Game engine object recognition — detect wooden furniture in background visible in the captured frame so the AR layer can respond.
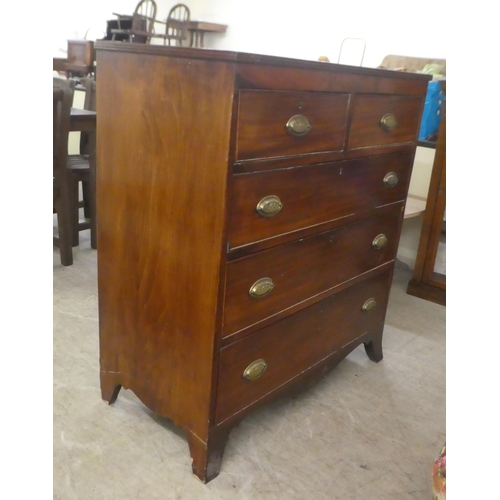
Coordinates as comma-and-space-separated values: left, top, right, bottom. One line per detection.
152, 3, 190, 46
66, 40, 96, 77
187, 20, 227, 48
104, 16, 227, 48
53, 78, 76, 266
407, 81, 446, 305
111, 0, 157, 44
104, 18, 134, 41
53, 57, 68, 74
55, 41, 96, 78
77, 78, 97, 156
94, 42, 430, 482
67, 79, 97, 249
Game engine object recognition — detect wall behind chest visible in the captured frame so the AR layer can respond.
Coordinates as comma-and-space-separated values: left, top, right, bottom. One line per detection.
188, 0, 446, 67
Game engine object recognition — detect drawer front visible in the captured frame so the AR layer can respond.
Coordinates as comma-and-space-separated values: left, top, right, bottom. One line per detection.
348, 95, 423, 149
216, 270, 391, 424
236, 90, 349, 161
228, 151, 412, 250
223, 209, 401, 337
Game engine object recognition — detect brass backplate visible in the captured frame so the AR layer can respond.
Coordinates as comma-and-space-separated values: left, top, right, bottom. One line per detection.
380, 113, 398, 131
286, 114, 312, 137
383, 172, 398, 188
249, 277, 275, 299
362, 298, 377, 312
372, 233, 388, 250
243, 359, 268, 381
256, 195, 283, 218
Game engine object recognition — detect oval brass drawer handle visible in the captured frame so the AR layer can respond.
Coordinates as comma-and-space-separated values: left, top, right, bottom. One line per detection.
256, 195, 283, 218
243, 359, 267, 381
362, 298, 377, 312
383, 172, 398, 188
380, 113, 398, 131
372, 233, 388, 250
249, 277, 275, 299
286, 114, 312, 137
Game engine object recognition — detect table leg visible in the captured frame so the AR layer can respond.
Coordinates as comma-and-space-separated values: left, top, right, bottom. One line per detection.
190, 30, 204, 48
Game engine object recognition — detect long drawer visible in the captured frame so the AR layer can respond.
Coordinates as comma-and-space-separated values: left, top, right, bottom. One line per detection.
236, 90, 349, 161
228, 151, 413, 250
216, 270, 392, 424
223, 208, 402, 337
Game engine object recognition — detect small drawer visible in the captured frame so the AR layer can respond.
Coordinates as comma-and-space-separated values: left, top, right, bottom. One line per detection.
223, 209, 402, 337
348, 95, 423, 149
236, 90, 349, 161
216, 270, 392, 424
228, 151, 412, 250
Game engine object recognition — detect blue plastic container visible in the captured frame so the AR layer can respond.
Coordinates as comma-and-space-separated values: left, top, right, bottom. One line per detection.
418, 80, 445, 140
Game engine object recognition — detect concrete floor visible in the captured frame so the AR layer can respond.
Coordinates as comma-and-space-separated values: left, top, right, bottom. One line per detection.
54, 231, 445, 499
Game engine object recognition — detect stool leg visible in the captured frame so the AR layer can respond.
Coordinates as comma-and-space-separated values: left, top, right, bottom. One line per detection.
69, 176, 80, 247
55, 181, 74, 266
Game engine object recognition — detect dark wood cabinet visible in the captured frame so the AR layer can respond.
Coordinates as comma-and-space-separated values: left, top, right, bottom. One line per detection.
94, 42, 430, 483
407, 81, 446, 306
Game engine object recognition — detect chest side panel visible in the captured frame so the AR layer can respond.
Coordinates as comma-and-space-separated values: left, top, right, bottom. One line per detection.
96, 50, 235, 435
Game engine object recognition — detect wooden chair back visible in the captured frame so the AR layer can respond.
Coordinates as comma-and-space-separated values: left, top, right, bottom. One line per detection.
79, 78, 97, 155
53, 77, 76, 265
53, 78, 74, 176
84, 78, 97, 111
112, 0, 157, 43
165, 3, 190, 46
131, 0, 157, 43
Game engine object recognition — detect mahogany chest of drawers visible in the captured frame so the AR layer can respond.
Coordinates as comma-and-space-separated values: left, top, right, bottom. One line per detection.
94, 42, 430, 483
